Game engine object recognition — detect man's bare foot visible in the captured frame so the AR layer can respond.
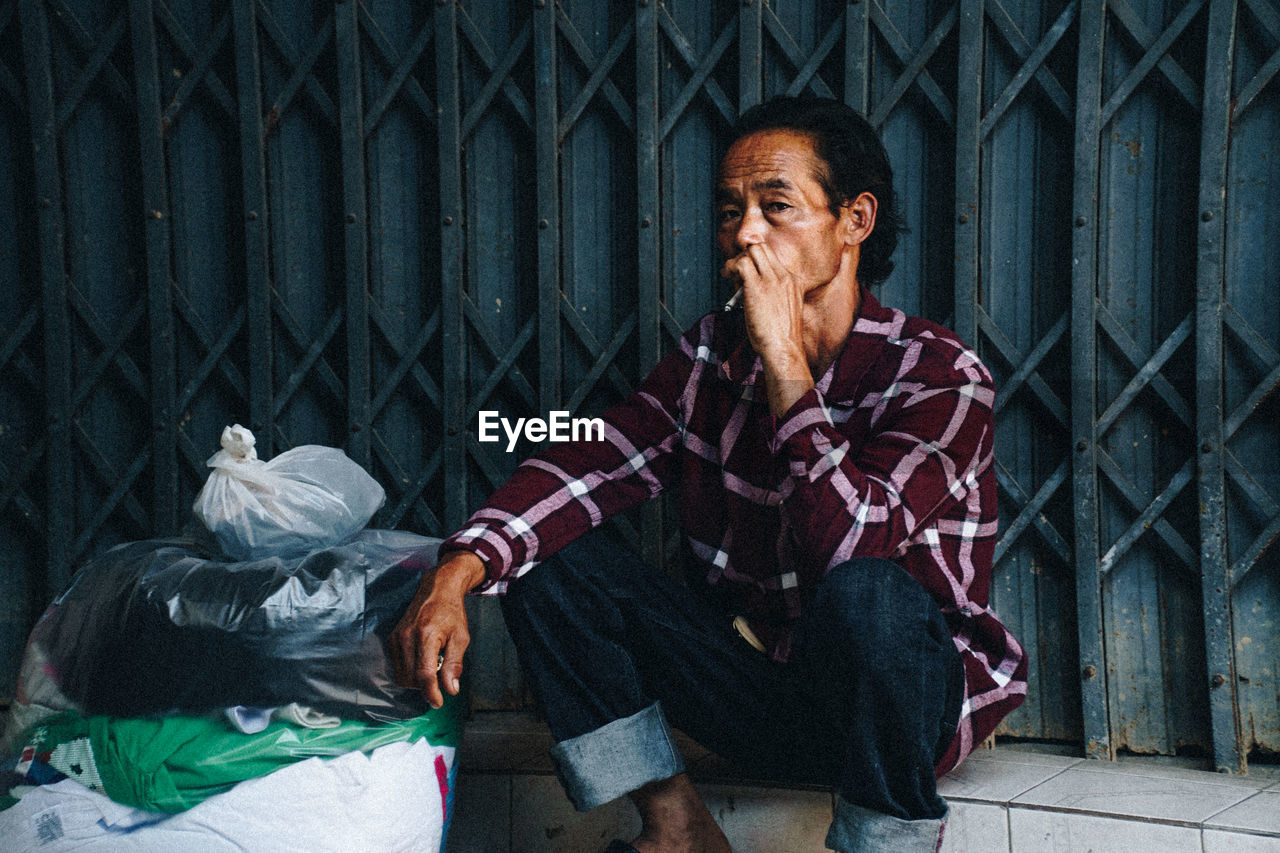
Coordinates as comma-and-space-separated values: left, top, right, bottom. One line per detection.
628, 774, 731, 853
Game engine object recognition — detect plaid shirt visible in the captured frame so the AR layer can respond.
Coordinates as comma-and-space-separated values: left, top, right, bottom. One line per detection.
443, 287, 1026, 773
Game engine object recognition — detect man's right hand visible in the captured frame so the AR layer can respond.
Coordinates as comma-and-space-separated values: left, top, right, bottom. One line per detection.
390, 550, 487, 709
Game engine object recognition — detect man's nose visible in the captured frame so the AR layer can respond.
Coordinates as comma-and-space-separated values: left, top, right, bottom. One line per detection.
735, 208, 765, 252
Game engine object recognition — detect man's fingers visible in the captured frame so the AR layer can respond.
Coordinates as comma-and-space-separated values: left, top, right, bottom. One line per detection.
746, 242, 788, 283
420, 631, 445, 708
723, 247, 767, 280
440, 628, 470, 697
720, 249, 746, 277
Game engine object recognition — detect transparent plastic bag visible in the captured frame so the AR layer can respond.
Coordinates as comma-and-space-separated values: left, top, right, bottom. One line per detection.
192, 425, 386, 561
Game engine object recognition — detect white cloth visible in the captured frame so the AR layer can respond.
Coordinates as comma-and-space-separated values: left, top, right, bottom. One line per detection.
0, 740, 455, 852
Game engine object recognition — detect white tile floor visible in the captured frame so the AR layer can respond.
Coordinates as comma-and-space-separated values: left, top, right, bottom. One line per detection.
1205, 790, 1280, 835
445, 741, 1280, 853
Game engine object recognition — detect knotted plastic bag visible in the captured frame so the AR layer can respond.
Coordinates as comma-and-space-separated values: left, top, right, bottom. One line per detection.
192, 425, 386, 561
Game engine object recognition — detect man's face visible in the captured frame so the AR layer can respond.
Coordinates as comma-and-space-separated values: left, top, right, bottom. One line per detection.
715, 129, 855, 295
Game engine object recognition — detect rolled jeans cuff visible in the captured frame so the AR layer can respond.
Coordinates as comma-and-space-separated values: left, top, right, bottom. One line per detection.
548, 702, 686, 812
826, 796, 947, 853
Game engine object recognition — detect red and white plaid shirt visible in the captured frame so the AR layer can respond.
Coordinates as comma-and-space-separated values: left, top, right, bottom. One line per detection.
443, 287, 1026, 773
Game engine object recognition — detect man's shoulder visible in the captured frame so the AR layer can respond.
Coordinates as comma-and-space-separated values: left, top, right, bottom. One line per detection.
901, 313, 988, 374
851, 298, 993, 391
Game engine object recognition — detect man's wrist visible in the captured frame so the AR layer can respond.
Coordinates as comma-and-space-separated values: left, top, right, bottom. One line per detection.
757, 340, 808, 377
759, 346, 814, 416
436, 549, 488, 593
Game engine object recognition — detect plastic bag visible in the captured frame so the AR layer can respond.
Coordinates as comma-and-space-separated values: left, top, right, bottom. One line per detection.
0, 740, 456, 852
27, 530, 441, 722
192, 425, 386, 561
7, 702, 461, 813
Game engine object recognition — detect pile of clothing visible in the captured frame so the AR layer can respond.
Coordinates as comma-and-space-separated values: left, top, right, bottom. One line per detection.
0, 427, 462, 851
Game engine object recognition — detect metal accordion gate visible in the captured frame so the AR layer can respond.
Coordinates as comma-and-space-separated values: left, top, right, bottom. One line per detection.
1, 0, 1278, 773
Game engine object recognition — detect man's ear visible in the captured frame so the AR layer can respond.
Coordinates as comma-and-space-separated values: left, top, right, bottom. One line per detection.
842, 191, 878, 247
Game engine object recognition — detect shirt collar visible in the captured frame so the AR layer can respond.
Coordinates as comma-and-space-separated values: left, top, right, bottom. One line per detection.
719, 285, 893, 403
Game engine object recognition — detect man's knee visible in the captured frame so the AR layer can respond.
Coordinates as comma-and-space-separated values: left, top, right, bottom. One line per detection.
502, 541, 578, 616
801, 558, 949, 662
500, 533, 621, 621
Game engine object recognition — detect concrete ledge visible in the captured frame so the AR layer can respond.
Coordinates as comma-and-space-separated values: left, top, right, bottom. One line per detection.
447, 712, 1280, 852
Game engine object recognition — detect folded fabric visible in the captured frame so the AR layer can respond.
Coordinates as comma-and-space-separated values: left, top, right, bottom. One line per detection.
0, 739, 456, 853
6, 696, 461, 814
224, 703, 341, 734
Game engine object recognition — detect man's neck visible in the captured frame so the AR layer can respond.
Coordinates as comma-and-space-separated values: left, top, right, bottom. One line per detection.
802, 276, 862, 381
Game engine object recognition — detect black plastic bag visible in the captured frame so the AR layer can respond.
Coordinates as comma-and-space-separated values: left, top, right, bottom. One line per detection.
30, 530, 440, 722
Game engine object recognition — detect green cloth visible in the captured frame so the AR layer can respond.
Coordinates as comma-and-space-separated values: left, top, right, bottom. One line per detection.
20, 695, 462, 813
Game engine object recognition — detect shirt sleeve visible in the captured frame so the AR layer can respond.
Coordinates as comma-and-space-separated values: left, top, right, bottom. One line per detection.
440, 330, 700, 593
769, 341, 995, 579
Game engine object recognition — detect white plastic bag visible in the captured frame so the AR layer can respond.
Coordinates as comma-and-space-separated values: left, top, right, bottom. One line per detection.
0, 740, 455, 852
192, 425, 385, 561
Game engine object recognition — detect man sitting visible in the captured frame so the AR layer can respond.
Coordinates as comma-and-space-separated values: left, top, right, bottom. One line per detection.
392, 95, 1027, 853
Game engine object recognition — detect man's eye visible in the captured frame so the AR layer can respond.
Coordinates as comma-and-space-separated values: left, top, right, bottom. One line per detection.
765, 202, 791, 213
717, 208, 740, 224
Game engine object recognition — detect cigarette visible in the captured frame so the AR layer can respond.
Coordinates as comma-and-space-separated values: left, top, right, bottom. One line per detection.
723, 289, 743, 312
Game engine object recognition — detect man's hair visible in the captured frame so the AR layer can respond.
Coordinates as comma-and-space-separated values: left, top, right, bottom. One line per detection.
729, 96, 905, 287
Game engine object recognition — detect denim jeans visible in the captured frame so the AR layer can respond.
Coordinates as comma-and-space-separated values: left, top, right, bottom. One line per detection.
500, 533, 964, 852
